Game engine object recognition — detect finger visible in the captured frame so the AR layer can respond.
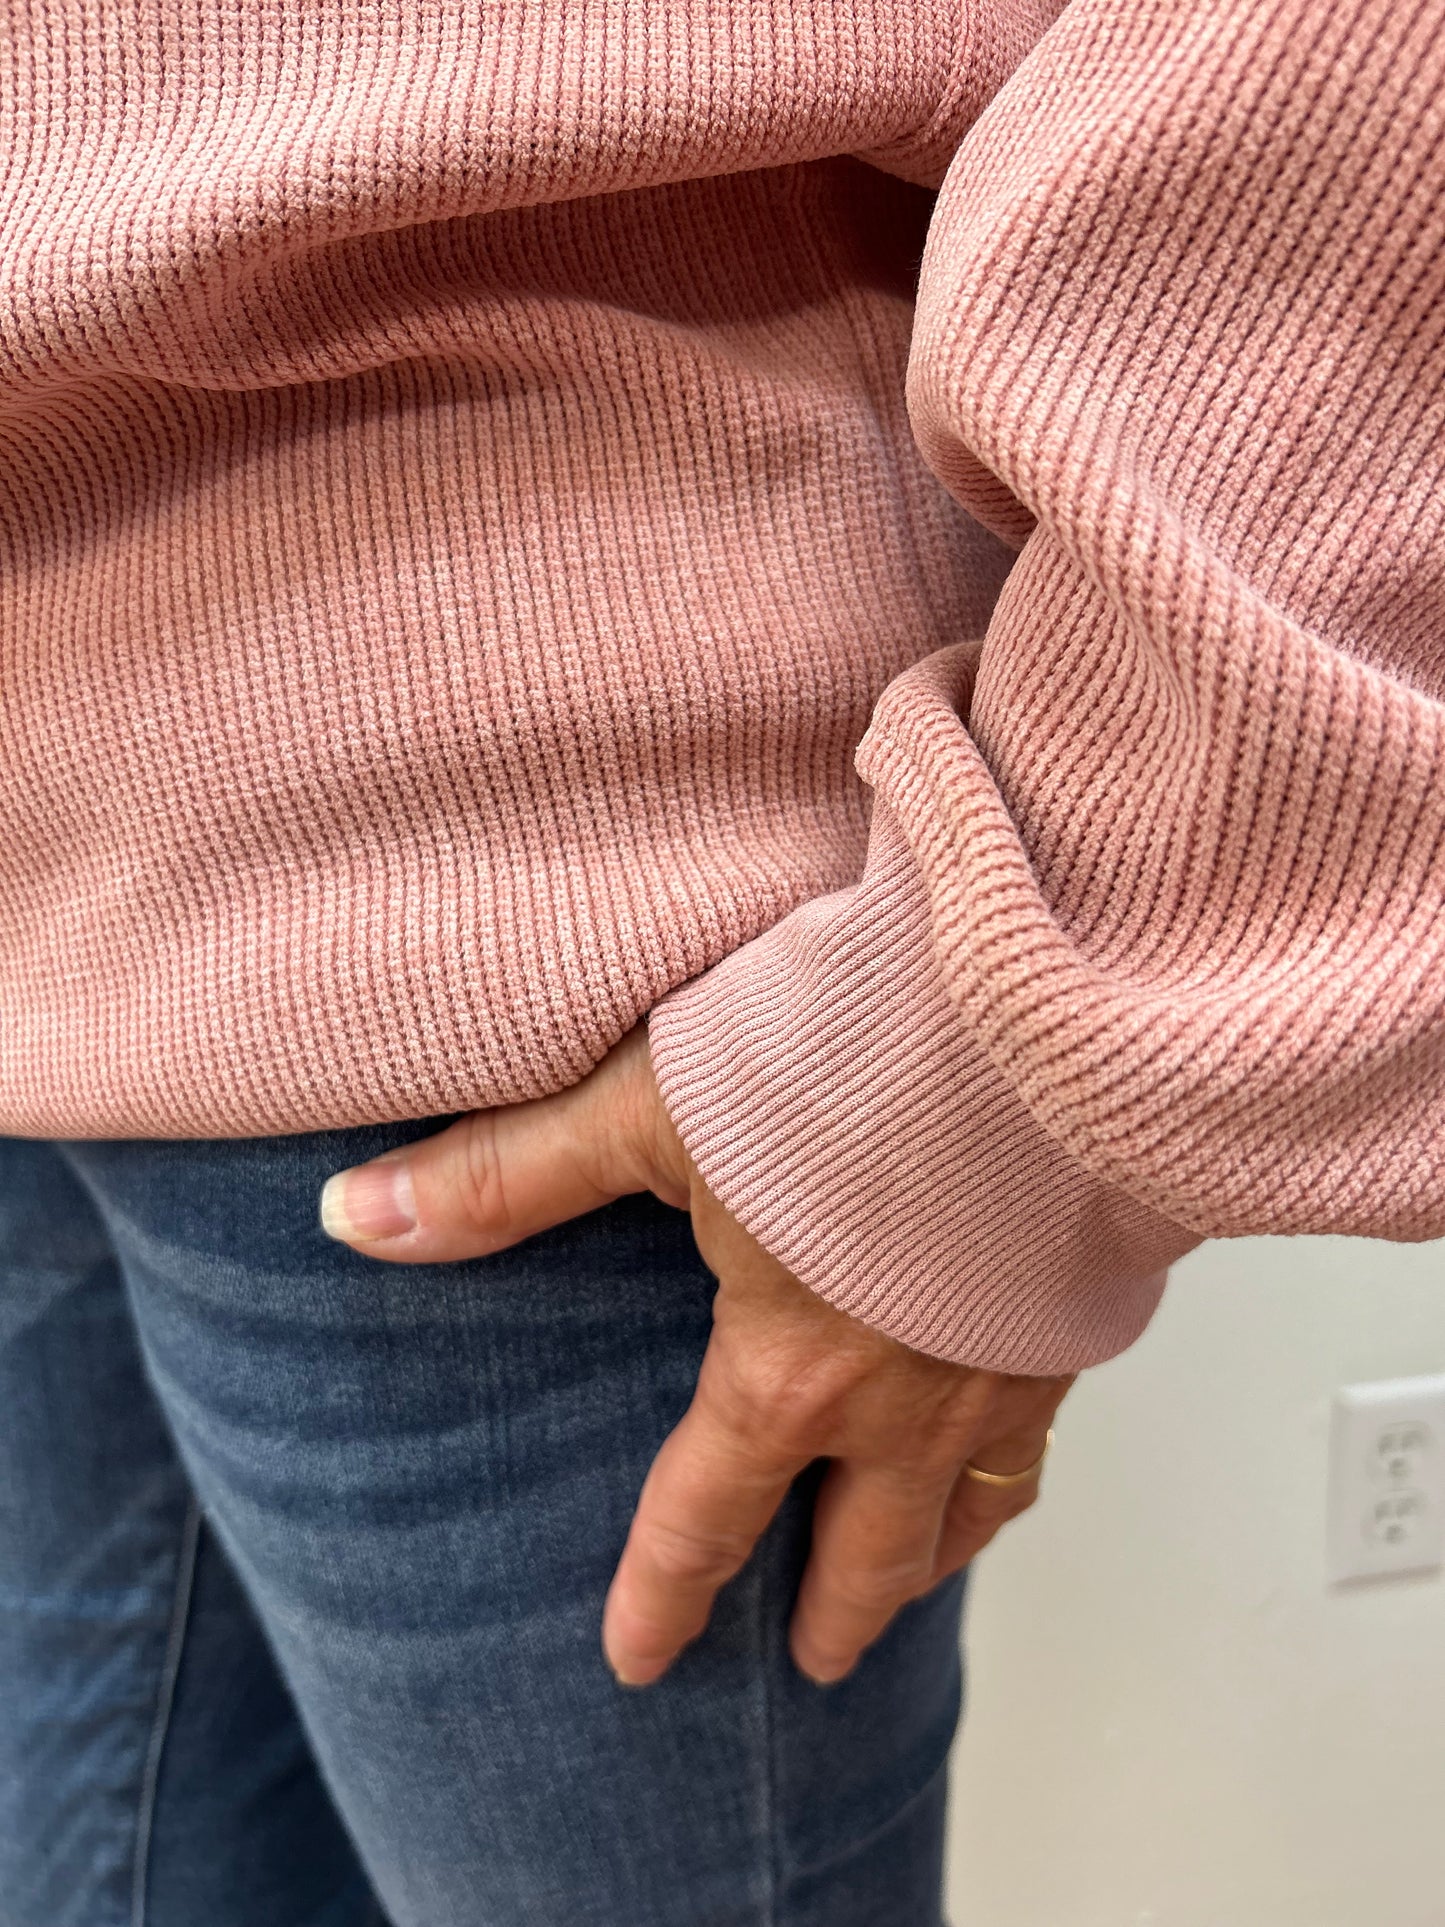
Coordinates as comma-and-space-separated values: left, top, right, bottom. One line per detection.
788, 1459, 954, 1686
930, 1422, 1053, 1580
319, 1031, 661, 1262
604, 1354, 805, 1687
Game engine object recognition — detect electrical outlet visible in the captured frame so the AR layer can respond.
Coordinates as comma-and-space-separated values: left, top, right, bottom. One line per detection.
1328, 1375, 1445, 1583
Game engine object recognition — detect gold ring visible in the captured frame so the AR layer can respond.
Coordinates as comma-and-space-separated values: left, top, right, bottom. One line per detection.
963, 1427, 1054, 1488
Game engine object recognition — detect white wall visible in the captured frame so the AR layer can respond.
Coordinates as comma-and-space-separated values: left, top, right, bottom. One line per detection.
946, 1235, 1445, 1927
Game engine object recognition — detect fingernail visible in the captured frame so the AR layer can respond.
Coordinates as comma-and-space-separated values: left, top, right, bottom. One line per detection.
608, 1644, 673, 1686
796, 1654, 850, 1688
319, 1162, 416, 1243
604, 1640, 671, 1689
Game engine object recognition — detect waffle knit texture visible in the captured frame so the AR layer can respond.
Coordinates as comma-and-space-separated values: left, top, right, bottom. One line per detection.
4, 0, 1444, 1372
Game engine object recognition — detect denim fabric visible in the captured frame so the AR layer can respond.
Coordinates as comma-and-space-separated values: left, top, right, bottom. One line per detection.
0, 1123, 966, 1927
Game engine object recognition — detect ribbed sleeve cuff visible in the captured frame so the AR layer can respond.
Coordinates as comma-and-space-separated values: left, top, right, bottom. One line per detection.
646, 795, 1199, 1374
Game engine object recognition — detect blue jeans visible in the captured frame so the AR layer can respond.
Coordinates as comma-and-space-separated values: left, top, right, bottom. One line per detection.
0, 1124, 967, 1927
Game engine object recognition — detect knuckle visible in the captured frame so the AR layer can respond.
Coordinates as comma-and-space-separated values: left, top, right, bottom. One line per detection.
709, 1347, 846, 1452
456, 1116, 513, 1236
929, 1398, 994, 1463
823, 1557, 935, 1613
1004, 1372, 1071, 1427
643, 1518, 750, 1589
573, 1068, 651, 1198
914, 1429, 970, 1481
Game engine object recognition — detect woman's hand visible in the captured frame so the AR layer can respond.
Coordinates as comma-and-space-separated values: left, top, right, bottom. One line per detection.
319, 1025, 1071, 1686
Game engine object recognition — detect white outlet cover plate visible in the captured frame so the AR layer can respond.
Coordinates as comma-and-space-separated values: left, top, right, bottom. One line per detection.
1328, 1375, 1445, 1584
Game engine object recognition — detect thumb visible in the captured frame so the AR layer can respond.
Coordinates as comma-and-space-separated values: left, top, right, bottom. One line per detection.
319, 1024, 692, 1263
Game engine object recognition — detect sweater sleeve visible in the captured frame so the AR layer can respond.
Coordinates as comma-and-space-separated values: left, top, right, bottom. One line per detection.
644, 0, 1445, 1374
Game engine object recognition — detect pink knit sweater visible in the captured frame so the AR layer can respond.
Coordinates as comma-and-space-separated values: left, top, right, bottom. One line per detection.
4, 0, 1442, 1373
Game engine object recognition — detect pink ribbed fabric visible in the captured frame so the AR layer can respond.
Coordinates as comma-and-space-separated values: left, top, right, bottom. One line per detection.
4, 0, 1443, 1371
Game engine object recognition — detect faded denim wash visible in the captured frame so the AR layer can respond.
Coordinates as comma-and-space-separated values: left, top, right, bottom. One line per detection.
0, 1123, 966, 1927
